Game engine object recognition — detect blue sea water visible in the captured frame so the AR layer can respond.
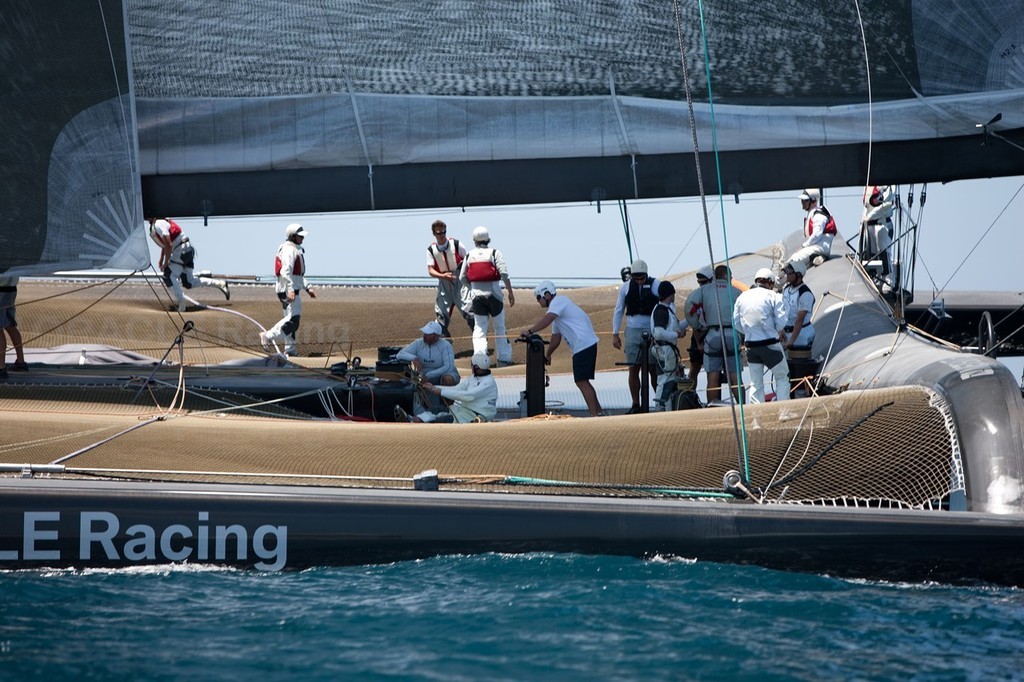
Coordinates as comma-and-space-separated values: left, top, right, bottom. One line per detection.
2, 554, 1022, 681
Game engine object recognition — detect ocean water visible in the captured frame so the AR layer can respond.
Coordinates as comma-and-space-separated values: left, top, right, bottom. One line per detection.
2, 554, 1022, 681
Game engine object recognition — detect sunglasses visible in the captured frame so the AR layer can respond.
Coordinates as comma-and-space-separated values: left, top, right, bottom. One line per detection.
433, 230, 446, 235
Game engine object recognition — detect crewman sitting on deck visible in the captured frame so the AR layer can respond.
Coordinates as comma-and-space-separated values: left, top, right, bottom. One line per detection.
394, 351, 497, 423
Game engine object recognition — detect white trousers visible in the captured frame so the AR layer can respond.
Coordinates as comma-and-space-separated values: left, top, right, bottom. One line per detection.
266, 293, 302, 354
747, 347, 791, 404
472, 309, 511, 363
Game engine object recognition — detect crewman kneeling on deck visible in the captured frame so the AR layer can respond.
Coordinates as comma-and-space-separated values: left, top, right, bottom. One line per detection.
394, 351, 497, 423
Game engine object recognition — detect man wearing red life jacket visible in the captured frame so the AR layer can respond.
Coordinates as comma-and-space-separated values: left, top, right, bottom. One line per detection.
458, 226, 515, 366
260, 223, 315, 356
148, 218, 230, 312
785, 189, 836, 274
859, 185, 895, 285
426, 219, 472, 338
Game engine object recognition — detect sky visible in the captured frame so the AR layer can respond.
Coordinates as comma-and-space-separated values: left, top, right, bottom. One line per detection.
159, 175, 1024, 296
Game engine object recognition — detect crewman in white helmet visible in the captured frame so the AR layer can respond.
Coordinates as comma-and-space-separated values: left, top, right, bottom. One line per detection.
786, 188, 837, 273
395, 351, 498, 423
260, 222, 316, 356
683, 265, 714, 388
732, 268, 790, 404
458, 226, 515, 366
519, 280, 604, 417
611, 258, 661, 413
148, 218, 230, 312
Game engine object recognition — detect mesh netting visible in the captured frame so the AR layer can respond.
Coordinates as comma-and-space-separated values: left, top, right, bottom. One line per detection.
1, 385, 962, 509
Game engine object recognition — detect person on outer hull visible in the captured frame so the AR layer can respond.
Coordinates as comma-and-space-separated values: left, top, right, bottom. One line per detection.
459, 226, 515, 366
148, 218, 229, 312
520, 280, 603, 417
395, 351, 498, 423
786, 189, 836, 274
860, 185, 896, 285
426, 219, 472, 338
261, 223, 315, 356
611, 259, 660, 413
732, 268, 790, 404
782, 261, 815, 350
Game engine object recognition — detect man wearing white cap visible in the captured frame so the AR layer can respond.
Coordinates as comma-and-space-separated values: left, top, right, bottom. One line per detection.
261, 223, 315, 356
520, 281, 603, 417
732, 268, 790, 403
787, 188, 837, 273
395, 351, 498, 423
396, 320, 459, 387
611, 258, 661, 413
459, 226, 515, 366
148, 218, 230, 312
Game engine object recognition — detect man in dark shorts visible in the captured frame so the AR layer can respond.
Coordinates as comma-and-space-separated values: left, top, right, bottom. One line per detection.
520, 281, 604, 417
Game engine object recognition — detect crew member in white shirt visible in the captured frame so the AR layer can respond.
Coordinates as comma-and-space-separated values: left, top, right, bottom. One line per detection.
520, 281, 603, 417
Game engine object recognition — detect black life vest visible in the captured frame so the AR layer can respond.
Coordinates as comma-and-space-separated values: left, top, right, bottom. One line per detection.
625, 277, 658, 316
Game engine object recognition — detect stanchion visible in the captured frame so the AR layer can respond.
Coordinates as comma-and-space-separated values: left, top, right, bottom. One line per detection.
518, 333, 547, 417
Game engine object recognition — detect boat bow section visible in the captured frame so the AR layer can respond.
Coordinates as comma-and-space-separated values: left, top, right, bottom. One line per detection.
796, 238, 1024, 514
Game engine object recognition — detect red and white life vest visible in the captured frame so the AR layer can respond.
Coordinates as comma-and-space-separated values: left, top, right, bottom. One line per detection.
428, 238, 463, 274
275, 242, 305, 277
806, 207, 837, 237
464, 248, 500, 282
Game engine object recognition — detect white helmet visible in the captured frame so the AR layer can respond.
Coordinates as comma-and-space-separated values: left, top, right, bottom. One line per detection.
754, 267, 775, 282
696, 265, 714, 281
533, 280, 556, 298
285, 223, 308, 238
472, 226, 490, 243
629, 259, 648, 275
471, 351, 490, 370
798, 189, 820, 203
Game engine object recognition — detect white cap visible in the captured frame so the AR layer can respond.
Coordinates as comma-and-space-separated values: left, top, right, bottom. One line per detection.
696, 265, 714, 281
755, 267, 775, 281
285, 223, 308, 238
471, 351, 490, 369
533, 280, 556, 298
472, 226, 490, 243
784, 261, 806, 276
630, 259, 648, 274
798, 189, 820, 203
419, 321, 443, 335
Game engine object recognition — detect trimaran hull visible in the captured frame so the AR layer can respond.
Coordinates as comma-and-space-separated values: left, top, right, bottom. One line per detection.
3, 477, 1024, 586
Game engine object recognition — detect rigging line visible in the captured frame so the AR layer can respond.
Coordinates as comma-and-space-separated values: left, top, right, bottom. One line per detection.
814, 1, 877, 406
936, 180, 1023, 298
95, 0, 136, 194
50, 416, 163, 466
672, 0, 749, 477
618, 200, 636, 262
135, 377, 316, 420
854, 0, 872, 188
19, 272, 137, 346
